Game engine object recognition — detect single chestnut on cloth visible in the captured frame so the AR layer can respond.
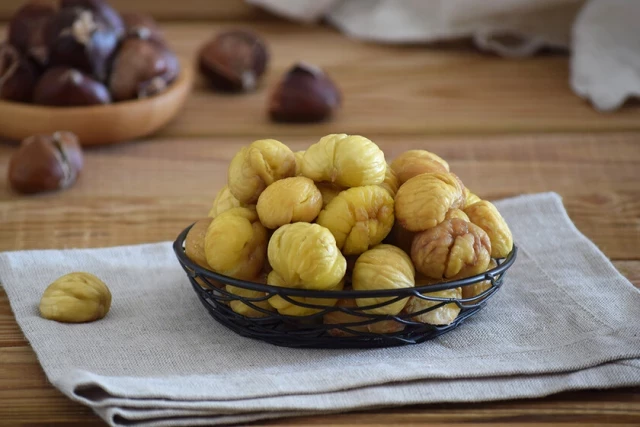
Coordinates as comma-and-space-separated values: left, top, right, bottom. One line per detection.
8, 131, 84, 194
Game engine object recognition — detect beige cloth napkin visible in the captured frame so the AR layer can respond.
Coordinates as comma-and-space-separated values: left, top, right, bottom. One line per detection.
1, 192, 640, 427
247, 0, 640, 111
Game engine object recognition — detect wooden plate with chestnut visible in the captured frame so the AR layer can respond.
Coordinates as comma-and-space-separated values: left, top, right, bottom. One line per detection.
0, 0, 193, 146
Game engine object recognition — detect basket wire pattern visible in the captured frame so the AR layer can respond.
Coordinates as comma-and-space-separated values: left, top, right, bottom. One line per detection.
174, 225, 518, 349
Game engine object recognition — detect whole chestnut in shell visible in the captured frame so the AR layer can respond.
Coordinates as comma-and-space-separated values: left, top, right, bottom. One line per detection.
8, 131, 83, 194
0, 43, 38, 102
121, 12, 165, 44
34, 66, 111, 106
47, 7, 118, 81
7, 1, 57, 67
198, 29, 269, 92
109, 38, 179, 101
60, 0, 124, 35
269, 62, 341, 123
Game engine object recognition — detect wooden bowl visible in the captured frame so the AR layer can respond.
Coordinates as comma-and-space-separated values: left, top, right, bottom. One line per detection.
0, 64, 194, 146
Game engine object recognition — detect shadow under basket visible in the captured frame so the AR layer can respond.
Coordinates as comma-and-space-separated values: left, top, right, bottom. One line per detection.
173, 225, 518, 349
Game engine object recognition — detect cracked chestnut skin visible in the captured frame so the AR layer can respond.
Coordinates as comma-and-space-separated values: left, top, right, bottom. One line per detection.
256, 176, 322, 229
316, 185, 395, 255
8, 131, 83, 194
47, 7, 119, 82
411, 218, 491, 280
60, 0, 124, 36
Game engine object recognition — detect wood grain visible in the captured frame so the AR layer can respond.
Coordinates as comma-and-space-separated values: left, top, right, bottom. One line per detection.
2, 22, 640, 138
0, 0, 270, 21
155, 22, 640, 137
1, 12, 640, 427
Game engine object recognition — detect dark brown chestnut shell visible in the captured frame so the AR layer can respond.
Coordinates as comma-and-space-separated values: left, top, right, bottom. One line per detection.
198, 29, 269, 92
33, 66, 111, 106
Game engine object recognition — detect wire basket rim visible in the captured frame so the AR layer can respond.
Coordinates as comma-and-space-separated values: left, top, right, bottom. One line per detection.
173, 223, 518, 299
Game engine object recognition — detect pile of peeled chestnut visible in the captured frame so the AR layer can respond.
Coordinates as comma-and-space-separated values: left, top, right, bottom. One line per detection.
0, 0, 179, 106
185, 135, 514, 335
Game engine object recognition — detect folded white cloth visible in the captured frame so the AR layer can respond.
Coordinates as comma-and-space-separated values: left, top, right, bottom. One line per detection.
247, 0, 640, 111
1, 192, 639, 427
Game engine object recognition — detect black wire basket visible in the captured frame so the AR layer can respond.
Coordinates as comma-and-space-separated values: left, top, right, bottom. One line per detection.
173, 224, 518, 349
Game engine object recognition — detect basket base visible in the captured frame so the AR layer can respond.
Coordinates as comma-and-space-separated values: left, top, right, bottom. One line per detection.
191, 279, 486, 349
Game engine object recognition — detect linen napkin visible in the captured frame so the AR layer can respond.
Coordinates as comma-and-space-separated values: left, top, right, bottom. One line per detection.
1, 192, 639, 427
247, 0, 640, 112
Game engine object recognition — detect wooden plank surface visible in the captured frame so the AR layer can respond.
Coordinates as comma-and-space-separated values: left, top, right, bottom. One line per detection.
1, 133, 639, 426
4, 21, 639, 136
1, 15, 640, 427
157, 23, 640, 137
0, 0, 269, 21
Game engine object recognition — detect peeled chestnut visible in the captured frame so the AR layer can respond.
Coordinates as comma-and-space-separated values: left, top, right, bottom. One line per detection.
47, 7, 119, 81
8, 131, 83, 194
269, 62, 341, 123
0, 43, 38, 102
59, 0, 124, 36
109, 38, 179, 101
34, 66, 110, 106
121, 12, 165, 44
198, 29, 269, 92
7, 1, 57, 67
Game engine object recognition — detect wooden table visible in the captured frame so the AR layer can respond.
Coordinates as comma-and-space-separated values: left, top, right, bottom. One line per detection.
1, 6, 640, 426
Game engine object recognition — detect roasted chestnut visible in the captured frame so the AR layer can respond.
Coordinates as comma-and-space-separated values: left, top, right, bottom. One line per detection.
0, 43, 38, 102
7, 1, 57, 67
198, 29, 269, 92
59, 0, 124, 36
47, 7, 118, 81
8, 131, 84, 194
268, 62, 341, 123
109, 38, 179, 101
121, 12, 165, 44
33, 66, 110, 106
